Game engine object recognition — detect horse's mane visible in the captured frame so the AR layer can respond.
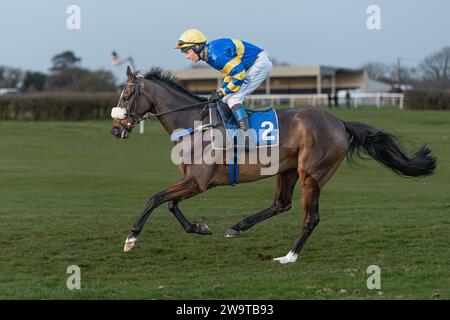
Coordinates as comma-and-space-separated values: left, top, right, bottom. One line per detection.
143, 67, 207, 102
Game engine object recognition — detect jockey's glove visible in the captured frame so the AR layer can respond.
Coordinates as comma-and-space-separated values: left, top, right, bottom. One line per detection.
208, 89, 225, 102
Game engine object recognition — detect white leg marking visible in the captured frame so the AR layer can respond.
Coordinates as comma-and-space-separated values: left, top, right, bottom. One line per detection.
123, 236, 138, 252
273, 251, 298, 264
125, 236, 138, 244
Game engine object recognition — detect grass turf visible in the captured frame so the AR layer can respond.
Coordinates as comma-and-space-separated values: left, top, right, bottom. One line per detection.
0, 108, 449, 299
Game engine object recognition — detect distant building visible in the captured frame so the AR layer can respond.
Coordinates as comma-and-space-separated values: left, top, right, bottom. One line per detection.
171, 65, 391, 95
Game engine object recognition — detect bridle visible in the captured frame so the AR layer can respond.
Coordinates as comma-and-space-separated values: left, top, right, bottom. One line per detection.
128, 77, 143, 122
113, 77, 210, 132
122, 77, 145, 130
110, 77, 146, 133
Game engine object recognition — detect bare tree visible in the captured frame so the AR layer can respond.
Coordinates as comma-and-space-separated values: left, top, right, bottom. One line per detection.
0, 66, 23, 88
419, 47, 450, 89
363, 62, 391, 81
363, 62, 416, 84
387, 63, 418, 85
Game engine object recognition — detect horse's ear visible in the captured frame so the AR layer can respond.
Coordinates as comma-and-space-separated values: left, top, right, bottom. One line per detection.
126, 66, 136, 81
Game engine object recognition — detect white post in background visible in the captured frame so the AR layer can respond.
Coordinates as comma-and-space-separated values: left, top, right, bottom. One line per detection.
140, 121, 144, 134
316, 75, 322, 94
265, 78, 271, 94
331, 75, 336, 96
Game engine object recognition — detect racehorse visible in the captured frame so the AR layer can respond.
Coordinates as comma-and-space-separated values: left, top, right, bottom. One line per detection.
110, 66, 436, 264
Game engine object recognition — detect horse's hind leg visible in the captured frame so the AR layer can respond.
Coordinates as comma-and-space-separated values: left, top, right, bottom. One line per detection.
168, 200, 212, 235
225, 168, 299, 237
274, 169, 320, 264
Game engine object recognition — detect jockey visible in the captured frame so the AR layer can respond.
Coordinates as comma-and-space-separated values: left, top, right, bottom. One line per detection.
175, 29, 272, 133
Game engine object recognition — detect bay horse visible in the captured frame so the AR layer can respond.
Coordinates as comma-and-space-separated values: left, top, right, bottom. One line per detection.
110, 66, 436, 264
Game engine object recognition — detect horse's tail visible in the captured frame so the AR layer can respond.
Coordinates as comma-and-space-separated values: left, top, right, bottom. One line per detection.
343, 121, 436, 177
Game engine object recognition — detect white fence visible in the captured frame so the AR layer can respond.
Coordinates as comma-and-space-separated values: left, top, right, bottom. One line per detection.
244, 93, 405, 109
246, 94, 328, 108
347, 93, 404, 109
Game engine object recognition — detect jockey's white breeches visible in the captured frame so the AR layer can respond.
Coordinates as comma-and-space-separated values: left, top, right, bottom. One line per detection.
222, 51, 273, 108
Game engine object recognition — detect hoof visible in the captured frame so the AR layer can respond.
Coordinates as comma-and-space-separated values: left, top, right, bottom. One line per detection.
123, 236, 138, 253
273, 251, 298, 264
224, 228, 240, 238
186, 223, 212, 235
196, 223, 212, 235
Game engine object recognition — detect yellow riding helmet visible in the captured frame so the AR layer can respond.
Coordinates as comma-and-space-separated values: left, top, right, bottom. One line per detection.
175, 29, 207, 49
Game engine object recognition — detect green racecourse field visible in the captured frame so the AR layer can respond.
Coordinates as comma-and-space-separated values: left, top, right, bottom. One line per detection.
0, 108, 449, 299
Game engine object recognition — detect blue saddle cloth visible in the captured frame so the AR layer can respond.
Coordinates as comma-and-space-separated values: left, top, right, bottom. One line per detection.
216, 105, 279, 148
215, 105, 279, 186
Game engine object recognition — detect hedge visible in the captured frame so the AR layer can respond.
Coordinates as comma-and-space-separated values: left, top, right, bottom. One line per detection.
0, 92, 119, 120
404, 90, 450, 110
1, 90, 448, 120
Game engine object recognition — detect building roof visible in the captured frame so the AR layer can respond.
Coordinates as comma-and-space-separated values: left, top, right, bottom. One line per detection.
171, 65, 363, 80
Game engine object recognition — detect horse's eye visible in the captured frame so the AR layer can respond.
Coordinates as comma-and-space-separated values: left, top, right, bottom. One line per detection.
123, 92, 132, 100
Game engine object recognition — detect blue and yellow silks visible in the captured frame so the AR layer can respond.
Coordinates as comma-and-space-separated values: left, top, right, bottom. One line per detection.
205, 38, 262, 95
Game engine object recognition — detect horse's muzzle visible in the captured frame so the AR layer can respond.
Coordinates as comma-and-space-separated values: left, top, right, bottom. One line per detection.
111, 126, 130, 139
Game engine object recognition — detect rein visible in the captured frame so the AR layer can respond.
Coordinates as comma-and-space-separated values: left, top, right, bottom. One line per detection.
127, 77, 209, 122
144, 100, 209, 120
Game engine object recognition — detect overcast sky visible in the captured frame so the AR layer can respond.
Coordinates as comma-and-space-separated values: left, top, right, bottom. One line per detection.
0, 0, 449, 81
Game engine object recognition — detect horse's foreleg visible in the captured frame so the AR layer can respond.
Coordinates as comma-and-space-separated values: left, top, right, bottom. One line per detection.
225, 169, 298, 237
124, 176, 201, 252
168, 200, 212, 235
274, 169, 320, 264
